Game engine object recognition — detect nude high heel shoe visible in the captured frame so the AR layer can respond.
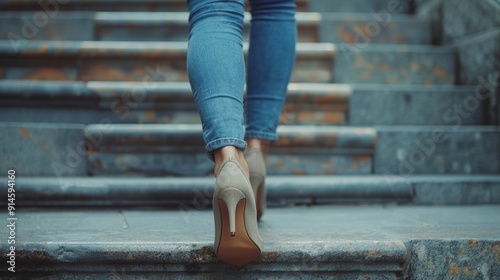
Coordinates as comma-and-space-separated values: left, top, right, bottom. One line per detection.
213, 157, 263, 267
245, 147, 266, 220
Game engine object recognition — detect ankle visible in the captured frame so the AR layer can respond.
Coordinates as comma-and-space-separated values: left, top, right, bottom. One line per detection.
246, 138, 270, 161
213, 146, 249, 177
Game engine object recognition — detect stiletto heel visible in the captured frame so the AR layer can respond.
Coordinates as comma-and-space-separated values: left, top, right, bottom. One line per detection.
213, 157, 263, 267
245, 147, 267, 220
218, 188, 245, 236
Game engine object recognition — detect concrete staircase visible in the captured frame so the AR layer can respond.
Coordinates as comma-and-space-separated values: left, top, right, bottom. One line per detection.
1, 0, 499, 278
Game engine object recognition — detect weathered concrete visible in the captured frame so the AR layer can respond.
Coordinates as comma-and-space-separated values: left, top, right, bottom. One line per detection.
0, 12, 95, 41
6, 175, 500, 208
349, 85, 487, 125
1, 205, 499, 278
308, 0, 411, 14
0, 122, 87, 176
454, 29, 500, 125
375, 126, 500, 175
85, 124, 376, 176
334, 44, 456, 85
319, 13, 431, 45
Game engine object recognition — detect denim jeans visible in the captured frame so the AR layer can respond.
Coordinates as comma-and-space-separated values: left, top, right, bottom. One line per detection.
187, 0, 297, 159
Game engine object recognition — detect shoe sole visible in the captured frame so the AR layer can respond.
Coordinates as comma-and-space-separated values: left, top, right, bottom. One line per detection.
216, 198, 261, 267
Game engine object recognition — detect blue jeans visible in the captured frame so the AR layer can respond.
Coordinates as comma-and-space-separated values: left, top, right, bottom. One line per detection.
187, 0, 297, 159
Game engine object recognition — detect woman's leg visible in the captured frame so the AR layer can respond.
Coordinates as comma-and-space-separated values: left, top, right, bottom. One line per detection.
245, 0, 297, 157
187, 0, 248, 175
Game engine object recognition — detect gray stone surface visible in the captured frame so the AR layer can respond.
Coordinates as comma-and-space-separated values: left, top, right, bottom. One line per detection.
1, 205, 499, 278
334, 45, 456, 85
375, 126, 500, 175
441, 0, 500, 43
0, 122, 87, 176
349, 85, 486, 125
412, 175, 500, 205
3, 175, 499, 208
454, 29, 500, 125
308, 0, 411, 14
0, 12, 95, 41
85, 124, 376, 176
6, 175, 414, 207
319, 13, 431, 45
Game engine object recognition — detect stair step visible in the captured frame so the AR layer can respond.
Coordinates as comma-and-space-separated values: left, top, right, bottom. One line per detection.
0, 12, 320, 43
2, 205, 499, 278
2, 122, 497, 176
319, 13, 432, 45
85, 124, 376, 176
0, 81, 350, 125
375, 126, 500, 175
1, 40, 456, 84
96, 12, 320, 42
307, 0, 412, 14
1, 11, 431, 45
1, 81, 488, 126
334, 44, 456, 85
11, 175, 500, 207
0, 0, 310, 12
0, 40, 334, 83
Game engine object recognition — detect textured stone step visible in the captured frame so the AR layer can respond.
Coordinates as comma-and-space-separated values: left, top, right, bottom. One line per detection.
9, 175, 500, 208
0, 40, 456, 84
2, 122, 497, 177
1, 81, 488, 126
97, 12, 319, 42
1, 205, 499, 278
0, 81, 350, 125
84, 124, 376, 176
0, 40, 334, 83
319, 13, 432, 45
308, 0, 412, 14
375, 126, 500, 175
0, 0, 310, 12
334, 44, 456, 85
0, 12, 320, 43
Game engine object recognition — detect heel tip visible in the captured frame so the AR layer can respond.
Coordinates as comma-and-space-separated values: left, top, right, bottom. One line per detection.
230, 232, 235, 236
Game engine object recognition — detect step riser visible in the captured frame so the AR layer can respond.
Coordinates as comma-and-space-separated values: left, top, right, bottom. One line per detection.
1, 12, 431, 45
2, 82, 489, 126
334, 46, 456, 85
308, 0, 411, 14
0, 81, 350, 125
376, 127, 500, 175
0, 0, 310, 12
0, 123, 375, 176
9, 176, 500, 207
4, 123, 499, 177
0, 12, 318, 43
0, 41, 456, 85
319, 15, 431, 45
85, 125, 376, 176
349, 87, 488, 125
0, 41, 334, 83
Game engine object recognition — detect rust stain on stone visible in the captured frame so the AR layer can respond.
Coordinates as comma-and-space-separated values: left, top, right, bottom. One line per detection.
92, 159, 102, 169
434, 66, 448, 79
19, 128, 31, 138
25, 68, 71, 81
492, 241, 500, 262
142, 111, 156, 122
337, 25, 355, 44
379, 64, 390, 72
469, 239, 478, 248
449, 261, 460, 276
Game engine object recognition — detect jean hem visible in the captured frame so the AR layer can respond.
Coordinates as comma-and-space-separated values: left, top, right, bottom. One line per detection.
245, 131, 278, 141
205, 138, 247, 162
